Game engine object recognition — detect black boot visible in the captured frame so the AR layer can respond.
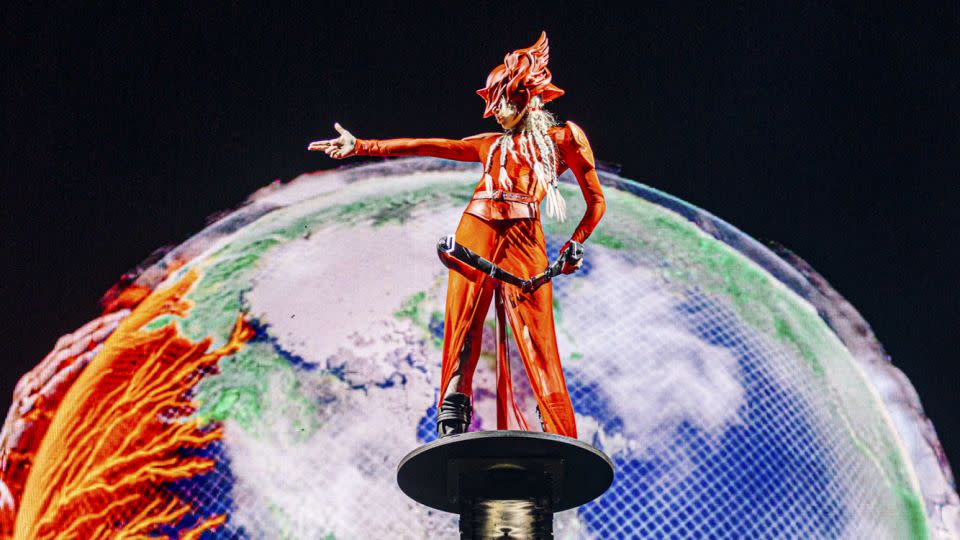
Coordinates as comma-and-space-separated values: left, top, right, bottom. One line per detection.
437, 392, 472, 438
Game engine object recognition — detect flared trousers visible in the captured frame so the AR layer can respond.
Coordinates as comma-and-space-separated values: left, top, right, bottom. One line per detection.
437, 212, 577, 438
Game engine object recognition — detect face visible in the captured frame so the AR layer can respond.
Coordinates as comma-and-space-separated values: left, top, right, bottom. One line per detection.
493, 97, 524, 130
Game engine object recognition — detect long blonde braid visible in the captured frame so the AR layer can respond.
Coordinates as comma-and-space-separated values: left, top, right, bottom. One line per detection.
479, 97, 566, 221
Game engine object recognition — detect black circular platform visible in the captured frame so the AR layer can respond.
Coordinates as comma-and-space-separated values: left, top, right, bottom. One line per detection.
397, 431, 614, 514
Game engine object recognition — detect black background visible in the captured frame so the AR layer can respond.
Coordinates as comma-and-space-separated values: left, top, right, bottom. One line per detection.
3, 4, 958, 473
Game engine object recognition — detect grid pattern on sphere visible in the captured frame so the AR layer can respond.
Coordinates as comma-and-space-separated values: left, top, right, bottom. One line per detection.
406, 239, 908, 539
550, 269, 907, 539
149, 192, 914, 539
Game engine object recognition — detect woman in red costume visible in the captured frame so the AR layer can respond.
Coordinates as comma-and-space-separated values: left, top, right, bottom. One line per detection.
309, 32, 604, 439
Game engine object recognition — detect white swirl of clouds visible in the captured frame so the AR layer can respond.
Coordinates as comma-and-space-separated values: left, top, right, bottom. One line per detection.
560, 248, 746, 459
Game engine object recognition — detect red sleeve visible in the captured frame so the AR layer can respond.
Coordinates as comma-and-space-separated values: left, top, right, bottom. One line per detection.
353, 136, 486, 162
559, 121, 606, 244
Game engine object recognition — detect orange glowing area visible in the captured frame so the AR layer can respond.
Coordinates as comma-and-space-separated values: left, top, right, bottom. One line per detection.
5, 268, 253, 539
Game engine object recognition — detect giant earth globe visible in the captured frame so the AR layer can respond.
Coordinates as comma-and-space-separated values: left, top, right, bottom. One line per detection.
1, 158, 957, 539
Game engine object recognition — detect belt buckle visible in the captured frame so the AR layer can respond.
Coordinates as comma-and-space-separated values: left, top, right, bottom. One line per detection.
494, 190, 505, 202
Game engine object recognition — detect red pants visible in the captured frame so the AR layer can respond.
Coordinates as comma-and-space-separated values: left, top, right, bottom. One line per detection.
437, 213, 577, 438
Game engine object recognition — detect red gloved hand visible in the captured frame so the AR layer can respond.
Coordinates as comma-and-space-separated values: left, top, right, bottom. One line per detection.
559, 241, 584, 275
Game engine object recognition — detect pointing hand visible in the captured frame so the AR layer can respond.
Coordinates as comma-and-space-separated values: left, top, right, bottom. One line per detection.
307, 122, 356, 159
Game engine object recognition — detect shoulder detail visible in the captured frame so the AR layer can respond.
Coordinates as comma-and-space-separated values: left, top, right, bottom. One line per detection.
560, 121, 595, 168
462, 132, 501, 141
565, 121, 590, 148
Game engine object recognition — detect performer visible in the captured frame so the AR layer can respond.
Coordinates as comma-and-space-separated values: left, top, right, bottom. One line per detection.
308, 32, 604, 439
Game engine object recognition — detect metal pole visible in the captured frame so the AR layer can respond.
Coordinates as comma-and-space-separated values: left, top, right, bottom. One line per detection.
461, 497, 553, 539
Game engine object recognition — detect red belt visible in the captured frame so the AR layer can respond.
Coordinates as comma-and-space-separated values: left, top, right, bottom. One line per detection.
464, 190, 539, 221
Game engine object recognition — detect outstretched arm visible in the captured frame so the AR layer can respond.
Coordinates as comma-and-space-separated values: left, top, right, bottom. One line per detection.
308, 123, 484, 162
353, 138, 484, 162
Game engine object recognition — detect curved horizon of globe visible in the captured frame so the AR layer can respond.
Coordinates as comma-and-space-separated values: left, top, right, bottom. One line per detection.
0, 158, 956, 539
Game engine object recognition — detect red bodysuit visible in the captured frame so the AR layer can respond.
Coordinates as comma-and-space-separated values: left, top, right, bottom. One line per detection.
353, 121, 605, 438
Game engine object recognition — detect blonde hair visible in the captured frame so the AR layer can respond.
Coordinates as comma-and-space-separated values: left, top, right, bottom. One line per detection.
480, 96, 566, 221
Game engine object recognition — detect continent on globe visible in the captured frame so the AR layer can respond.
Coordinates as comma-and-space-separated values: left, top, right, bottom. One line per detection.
3, 155, 957, 538
309, 31, 605, 442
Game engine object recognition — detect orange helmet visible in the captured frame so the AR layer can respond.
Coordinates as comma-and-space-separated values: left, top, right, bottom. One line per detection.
476, 31, 565, 118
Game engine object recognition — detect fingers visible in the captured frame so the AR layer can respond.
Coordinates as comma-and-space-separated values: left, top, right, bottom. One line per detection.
310, 140, 335, 155
308, 139, 337, 151
560, 258, 583, 275
307, 123, 352, 157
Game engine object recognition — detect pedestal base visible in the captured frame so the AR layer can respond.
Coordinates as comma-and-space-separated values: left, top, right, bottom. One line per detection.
397, 431, 614, 539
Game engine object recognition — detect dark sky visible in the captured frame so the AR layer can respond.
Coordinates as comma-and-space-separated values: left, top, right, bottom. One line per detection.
3, 4, 958, 472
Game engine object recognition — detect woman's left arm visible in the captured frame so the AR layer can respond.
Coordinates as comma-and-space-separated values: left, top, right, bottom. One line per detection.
561, 121, 606, 245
